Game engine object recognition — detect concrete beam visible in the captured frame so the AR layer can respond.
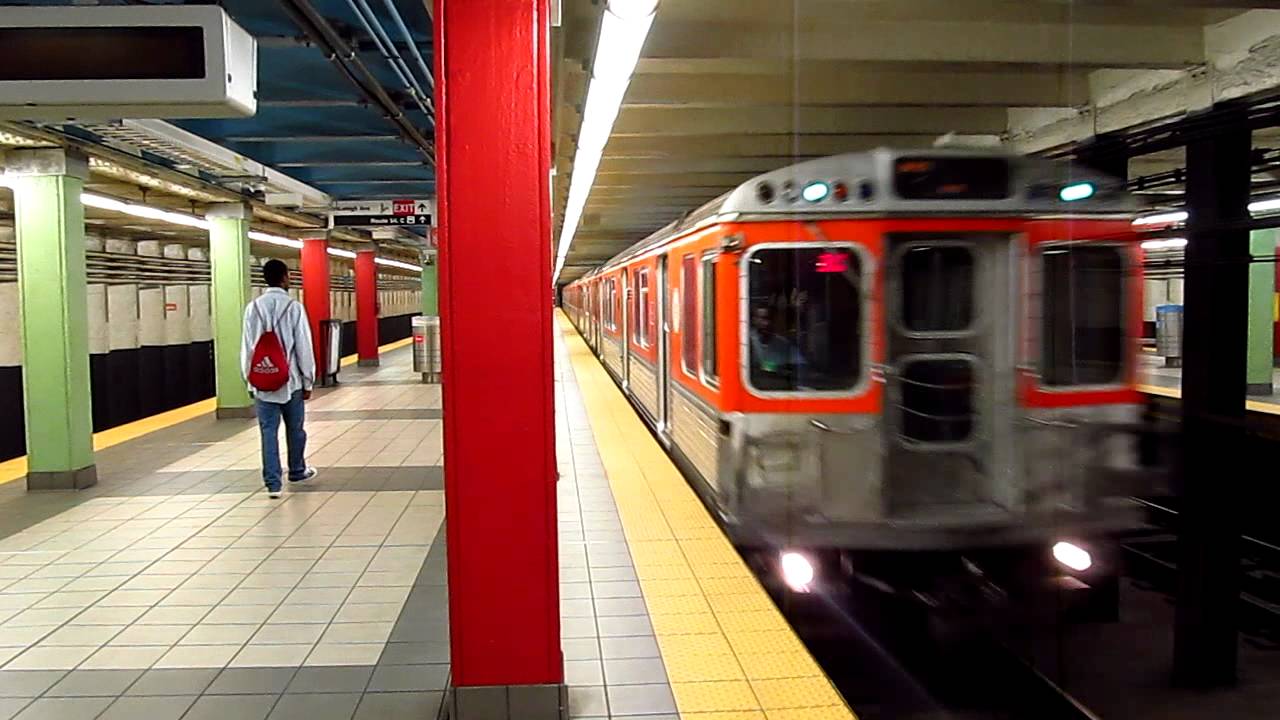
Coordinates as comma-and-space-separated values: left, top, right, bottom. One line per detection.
643, 19, 1205, 68
623, 66, 1091, 107
612, 106, 1008, 136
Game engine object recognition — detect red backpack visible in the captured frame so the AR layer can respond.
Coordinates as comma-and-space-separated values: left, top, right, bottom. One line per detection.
248, 300, 292, 392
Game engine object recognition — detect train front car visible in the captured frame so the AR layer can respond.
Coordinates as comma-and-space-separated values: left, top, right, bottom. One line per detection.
567, 148, 1157, 631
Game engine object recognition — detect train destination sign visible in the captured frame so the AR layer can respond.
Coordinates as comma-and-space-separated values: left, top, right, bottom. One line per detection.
330, 198, 434, 228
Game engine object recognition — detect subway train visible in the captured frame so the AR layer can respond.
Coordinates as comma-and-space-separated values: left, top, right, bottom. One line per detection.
564, 148, 1159, 622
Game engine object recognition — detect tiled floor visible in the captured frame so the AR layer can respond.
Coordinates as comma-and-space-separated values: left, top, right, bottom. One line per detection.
0, 349, 450, 720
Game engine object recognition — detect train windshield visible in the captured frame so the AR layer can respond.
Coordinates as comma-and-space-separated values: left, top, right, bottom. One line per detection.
747, 246, 862, 392
1041, 244, 1126, 386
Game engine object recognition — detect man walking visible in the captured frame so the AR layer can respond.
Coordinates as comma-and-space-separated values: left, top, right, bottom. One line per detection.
242, 259, 318, 498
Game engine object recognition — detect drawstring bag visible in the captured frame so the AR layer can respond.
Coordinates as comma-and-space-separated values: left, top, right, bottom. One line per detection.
248, 301, 292, 391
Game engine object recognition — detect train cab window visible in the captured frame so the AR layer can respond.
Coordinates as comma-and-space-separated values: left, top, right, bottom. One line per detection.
900, 245, 974, 332
681, 255, 698, 373
701, 256, 718, 383
746, 246, 862, 392
1041, 245, 1126, 386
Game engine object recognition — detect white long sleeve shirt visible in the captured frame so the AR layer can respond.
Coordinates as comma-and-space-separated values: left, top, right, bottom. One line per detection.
240, 287, 316, 403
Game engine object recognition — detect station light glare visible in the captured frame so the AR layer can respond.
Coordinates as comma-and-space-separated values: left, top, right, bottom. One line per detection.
801, 181, 831, 203
81, 192, 210, 230
327, 248, 358, 259
1132, 210, 1188, 227
1058, 182, 1095, 202
1052, 541, 1093, 572
1249, 197, 1280, 214
552, 0, 658, 286
1140, 238, 1188, 251
779, 551, 816, 593
248, 230, 304, 250
374, 257, 423, 272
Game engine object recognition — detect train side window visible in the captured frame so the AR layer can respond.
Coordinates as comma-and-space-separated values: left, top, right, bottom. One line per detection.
900, 245, 974, 332
681, 255, 698, 374
634, 269, 651, 347
746, 246, 862, 393
1041, 244, 1125, 386
701, 255, 718, 383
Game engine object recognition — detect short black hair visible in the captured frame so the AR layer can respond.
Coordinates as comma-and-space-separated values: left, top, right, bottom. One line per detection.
263, 259, 289, 287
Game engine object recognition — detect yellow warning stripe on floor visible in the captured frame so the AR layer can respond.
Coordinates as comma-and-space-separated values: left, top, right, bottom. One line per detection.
340, 336, 414, 368
1138, 383, 1280, 415
558, 311, 855, 720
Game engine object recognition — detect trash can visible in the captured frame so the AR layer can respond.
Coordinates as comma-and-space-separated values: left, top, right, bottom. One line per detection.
1155, 304, 1183, 368
317, 319, 343, 387
413, 315, 442, 383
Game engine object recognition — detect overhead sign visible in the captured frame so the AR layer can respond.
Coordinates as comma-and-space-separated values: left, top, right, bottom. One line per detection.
330, 198, 434, 228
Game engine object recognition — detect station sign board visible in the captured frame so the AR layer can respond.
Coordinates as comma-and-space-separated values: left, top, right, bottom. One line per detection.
330, 198, 434, 228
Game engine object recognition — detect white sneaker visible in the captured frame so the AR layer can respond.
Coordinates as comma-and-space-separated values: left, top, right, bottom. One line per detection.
290, 467, 318, 485
268, 490, 282, 499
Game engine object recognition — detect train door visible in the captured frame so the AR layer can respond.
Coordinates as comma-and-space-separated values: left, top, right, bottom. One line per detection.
883, 235, 1015, 520
595, 281, 604, 350
657, 255, 671, 438
621, 268, 631, 388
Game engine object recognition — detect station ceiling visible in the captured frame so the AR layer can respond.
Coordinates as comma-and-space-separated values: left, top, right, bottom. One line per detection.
0, 0, 436, 264
551, 0, 1280, 284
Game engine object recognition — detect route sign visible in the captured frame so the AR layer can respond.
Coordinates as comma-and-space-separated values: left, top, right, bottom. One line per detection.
329, 198, 434, 228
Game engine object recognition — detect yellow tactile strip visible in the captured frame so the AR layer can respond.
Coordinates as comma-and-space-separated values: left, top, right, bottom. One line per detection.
1137, 383, 1280, 415
558, 312, 855, 720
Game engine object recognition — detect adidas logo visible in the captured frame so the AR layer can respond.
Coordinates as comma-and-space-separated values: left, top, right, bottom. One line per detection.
253, 357, 281, 374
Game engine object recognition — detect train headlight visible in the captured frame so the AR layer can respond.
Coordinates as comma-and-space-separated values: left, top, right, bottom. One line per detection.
1058, 182, 1095, 202
1052, 541, 1093, 572
802, 181, 830, 202
780, 551, 815, 592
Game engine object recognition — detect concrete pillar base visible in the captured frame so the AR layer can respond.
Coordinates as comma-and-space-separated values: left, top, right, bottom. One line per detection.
216, 406, 256, 419
27, 465, 97, 491
1247, 382, 1274, 396
446, 684, 565, 720
358, 358, 380, 368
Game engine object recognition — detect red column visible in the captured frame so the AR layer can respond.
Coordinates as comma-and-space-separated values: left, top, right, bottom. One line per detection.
301, 238, 332, 380
437, 0, 560, 701
354, 249, 379, 367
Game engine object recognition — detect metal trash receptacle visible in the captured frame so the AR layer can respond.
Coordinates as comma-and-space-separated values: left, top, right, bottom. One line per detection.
412, 315, 442, 382
1155, 304, 1183, 368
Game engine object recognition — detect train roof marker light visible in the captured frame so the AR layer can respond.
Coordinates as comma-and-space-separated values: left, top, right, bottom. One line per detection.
802, 181, 831, 203
1058, 181, 1095, 202
552, 0, 659, 286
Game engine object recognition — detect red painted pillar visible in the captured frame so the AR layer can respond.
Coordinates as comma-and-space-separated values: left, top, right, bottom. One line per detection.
436, 0, 560, 712
354, 249, 379, 367
301, 238, 332, 380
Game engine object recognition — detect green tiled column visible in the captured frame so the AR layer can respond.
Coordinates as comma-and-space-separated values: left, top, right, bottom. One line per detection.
1248, 229, 1277, 396
422, 260, 438, 316
6, 150, 96, 490
208, 204, 254, 419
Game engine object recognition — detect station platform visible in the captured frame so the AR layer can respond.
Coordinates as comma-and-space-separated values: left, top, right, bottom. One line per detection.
1138, 353, 1280, 415
0, 321, 851, 720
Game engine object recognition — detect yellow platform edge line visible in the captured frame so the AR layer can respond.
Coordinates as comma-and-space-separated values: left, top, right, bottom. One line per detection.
1137, 383, 1280, 415
340, 335, 414, 367
557, 311, 856, 719
0, 334, 417, 487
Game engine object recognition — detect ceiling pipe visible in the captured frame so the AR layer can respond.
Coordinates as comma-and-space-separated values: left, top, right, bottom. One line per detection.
345, 0, 434, 116
278, 0, 435, 166
377, 0, 435, 92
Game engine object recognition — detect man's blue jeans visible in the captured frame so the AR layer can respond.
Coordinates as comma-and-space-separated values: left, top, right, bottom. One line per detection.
255, 390, 307, 492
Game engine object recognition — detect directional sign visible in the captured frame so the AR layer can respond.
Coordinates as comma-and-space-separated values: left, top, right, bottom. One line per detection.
329, 198, 434, 228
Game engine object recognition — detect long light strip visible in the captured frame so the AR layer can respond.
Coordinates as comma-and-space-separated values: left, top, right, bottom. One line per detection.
552, 0, 658, 286
375, 257, 422, 271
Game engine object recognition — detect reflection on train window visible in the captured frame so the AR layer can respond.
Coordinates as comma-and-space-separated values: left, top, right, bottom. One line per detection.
1041, 245, 1125, 386
898, 358, 975, 443
747, 247, 861, 392
900, 245, 974, 332
701, 255, 717, 383
681, 255, 698, 373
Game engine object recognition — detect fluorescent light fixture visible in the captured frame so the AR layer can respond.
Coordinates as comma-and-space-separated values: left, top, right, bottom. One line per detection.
327, 248, 358, 259
1249, 197, 1280, 214
1140, 237, 1188, 251
1132, 210, 1188, 227
81, 192, 211, 230
374, 257, 422, 272
248, 230, 303, 249
552, 0, 658, 285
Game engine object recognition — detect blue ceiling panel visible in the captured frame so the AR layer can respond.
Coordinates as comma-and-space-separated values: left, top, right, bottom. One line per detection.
10, 0, 437, 203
